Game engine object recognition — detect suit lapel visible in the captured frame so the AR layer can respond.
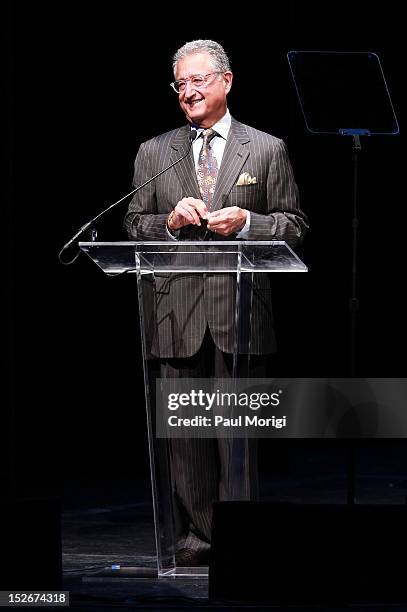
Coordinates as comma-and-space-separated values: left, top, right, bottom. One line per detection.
169, 120, 250, 209
211, 118, 250, 212
171, 126, 201, 200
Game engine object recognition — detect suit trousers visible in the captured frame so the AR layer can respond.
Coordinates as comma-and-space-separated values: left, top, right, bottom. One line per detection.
160, 326, 270, 552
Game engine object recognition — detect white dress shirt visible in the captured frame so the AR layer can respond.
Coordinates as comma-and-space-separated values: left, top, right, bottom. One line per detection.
191, 110, 250, 237
168, 109, 250, 238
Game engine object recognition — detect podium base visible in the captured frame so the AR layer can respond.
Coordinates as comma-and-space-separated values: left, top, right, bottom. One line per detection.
160, 565, 208, 578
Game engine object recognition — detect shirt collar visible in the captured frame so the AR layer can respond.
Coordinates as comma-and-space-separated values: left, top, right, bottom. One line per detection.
190, 109, 231, 140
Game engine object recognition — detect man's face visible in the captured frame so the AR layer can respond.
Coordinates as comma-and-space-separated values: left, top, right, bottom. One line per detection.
175, 52, 232, 128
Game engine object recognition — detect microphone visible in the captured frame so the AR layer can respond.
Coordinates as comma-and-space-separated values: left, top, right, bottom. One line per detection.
59, 129, 199, 264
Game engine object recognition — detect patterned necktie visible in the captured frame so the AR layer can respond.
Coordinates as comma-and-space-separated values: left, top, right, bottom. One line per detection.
197, 128, 218, 210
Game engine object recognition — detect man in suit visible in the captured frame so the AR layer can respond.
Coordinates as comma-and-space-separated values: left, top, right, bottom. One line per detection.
124, 40, 308, 566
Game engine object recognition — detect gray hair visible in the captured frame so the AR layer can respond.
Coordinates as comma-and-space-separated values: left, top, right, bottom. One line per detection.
172, 40, 231, 76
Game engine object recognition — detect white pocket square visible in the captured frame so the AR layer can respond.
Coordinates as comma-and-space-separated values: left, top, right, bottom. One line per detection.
236, 172, 257, 186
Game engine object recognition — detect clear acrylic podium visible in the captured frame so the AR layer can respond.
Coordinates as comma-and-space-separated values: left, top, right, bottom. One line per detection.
79, 240, 307, 577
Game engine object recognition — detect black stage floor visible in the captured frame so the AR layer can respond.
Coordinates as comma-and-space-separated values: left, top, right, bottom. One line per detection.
63, 443, 407, 610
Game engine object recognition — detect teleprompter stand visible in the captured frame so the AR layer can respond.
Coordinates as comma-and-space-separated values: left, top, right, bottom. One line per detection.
287, 51, 399, 503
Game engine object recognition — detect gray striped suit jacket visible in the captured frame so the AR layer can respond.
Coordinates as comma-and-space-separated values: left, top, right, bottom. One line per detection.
124, 117, 309, 358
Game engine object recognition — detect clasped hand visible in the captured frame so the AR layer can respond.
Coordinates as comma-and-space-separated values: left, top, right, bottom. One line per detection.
171, 197, 247, 236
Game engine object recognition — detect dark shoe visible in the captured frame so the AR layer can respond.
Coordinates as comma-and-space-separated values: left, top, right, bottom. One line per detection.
175, 547, 209, 567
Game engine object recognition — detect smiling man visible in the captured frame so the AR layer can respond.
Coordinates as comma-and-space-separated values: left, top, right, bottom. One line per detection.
176, 53, 231, 128
124, 40, 308, 567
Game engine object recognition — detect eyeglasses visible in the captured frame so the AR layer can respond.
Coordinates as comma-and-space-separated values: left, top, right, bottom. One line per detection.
170, 72, 222, 94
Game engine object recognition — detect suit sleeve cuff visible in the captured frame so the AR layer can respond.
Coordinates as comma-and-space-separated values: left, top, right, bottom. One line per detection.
236, 210, 251, 239
166, 226, 180, 240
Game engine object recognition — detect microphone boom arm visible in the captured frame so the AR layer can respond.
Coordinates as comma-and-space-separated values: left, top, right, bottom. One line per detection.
58, 129, 198, 264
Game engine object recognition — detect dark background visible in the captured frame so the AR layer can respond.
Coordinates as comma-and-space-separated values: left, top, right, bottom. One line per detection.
4, 2, 405, 505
